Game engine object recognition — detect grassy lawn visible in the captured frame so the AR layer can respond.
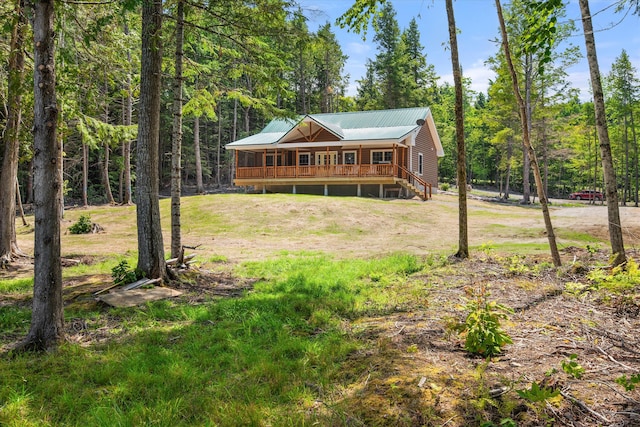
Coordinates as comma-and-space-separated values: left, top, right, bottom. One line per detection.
1, 253, 434, 426
2, 194, 639, 426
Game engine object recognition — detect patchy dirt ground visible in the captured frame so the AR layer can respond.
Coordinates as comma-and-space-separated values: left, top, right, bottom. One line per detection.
3, 193, 640, 425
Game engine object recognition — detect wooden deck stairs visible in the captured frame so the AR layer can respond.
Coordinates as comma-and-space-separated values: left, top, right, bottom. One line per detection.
396, 166, 432, 201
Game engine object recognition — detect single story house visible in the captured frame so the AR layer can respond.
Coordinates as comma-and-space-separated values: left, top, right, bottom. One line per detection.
226, 107, 444, 200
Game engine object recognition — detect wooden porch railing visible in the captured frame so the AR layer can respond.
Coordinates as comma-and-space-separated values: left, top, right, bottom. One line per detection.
397, 166, 432, 200
235, 164, 432, 200
236, 164, 396, 179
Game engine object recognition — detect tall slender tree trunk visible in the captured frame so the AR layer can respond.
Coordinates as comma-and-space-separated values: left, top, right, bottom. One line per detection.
522, 55, 533, 203
82, 143, 88, 207
217, 104, 222, 187
446, 0, 468, 259
623, 113, 629, 206
592, 127, 600, 205
136, 0, 166, 279
194, 116, 204, 193
170, 0, 184, 259
103, 142, 115, 204
496, 0, 561, 267
122, 22, 133, 205
0, 0, 27, 265
504, 135, 513, 200
16, 180, 27, 226
102, 80, 115, 204
579, 0, 626, 266
20, 0, 64, 351
631, 109, 638, 207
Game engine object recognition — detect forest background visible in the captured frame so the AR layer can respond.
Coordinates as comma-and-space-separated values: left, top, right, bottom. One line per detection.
1, 0, 639, 207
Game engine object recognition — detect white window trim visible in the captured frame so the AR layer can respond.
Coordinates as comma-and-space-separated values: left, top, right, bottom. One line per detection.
343, 150, 357, 165
418, 152, 424, 176
371, 150, 393, 164
298, 152, 311, 166
265, 153, 275, 167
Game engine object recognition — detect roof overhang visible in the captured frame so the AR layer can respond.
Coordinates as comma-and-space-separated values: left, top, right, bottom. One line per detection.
426, 113, 445, 157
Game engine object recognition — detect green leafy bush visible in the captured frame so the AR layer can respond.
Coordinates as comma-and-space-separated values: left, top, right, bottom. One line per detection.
448, 285, 513, 357
111, 260, 138, 286
69, 214, 93, 234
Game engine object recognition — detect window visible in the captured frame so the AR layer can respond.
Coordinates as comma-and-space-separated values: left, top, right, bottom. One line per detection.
418, 153, 424, 175
343, 151, 357, 165
298, 153, 310, 166
371, 150, 393, 164
265, 154, 282, 166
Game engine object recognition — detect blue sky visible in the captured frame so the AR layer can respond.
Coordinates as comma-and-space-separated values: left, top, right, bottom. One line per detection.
299, 0, 640, 101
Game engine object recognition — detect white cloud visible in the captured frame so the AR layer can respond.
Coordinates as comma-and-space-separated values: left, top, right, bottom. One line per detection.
567, 71, 592, 102
346, 41, 372, 56
463, 61, 496, 95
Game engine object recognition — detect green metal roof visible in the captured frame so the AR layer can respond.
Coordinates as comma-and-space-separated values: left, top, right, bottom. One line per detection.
312, 107, 430, 130
226, 107, 434, 148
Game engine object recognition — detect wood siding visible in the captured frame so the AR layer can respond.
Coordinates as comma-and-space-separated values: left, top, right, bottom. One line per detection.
412, 125, 439, 188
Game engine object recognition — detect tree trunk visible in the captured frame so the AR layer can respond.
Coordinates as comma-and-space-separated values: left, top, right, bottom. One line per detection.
521, 54, 533, 204
579, 0, 626, 266
217, 104, 222, 187
630, 109, 638, 207
82, 143, 88, 207
496, 0, 561, 267
0, 0, 27, 265
623, 112, 629, 206
446, 0, 468, 259
103, 141, 115, 204
26, 160, 33, 204
136, 0, 166, 279
16, 180, 27, 227
170, 0, 184, 259
20, 0, 64, 351
122, 22, 133, 205
504, 136, 513, 200
194, 116, 204, 193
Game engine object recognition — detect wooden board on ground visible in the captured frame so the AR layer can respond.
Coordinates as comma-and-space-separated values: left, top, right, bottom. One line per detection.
97, 287, 183, 308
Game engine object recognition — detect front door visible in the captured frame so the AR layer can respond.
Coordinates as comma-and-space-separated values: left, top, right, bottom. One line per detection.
316, 152, 338, 166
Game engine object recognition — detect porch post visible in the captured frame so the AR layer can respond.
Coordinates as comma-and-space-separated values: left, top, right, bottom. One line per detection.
326, 145, 329, 171
274, 147, 278, 178
324, 184, 328, 196
393, 144, 397, 176
295, 148, 299, 177
292, 185, 297, 194
263, 149, 266, 178
358, 145, 362, 176
234, 150, 238, 180
409, 145, 413, 172
357, 184, 361, 197
379, 184, 384, 198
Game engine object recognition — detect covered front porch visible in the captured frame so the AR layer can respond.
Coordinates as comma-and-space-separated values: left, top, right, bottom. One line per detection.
233, 145, 431, 199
